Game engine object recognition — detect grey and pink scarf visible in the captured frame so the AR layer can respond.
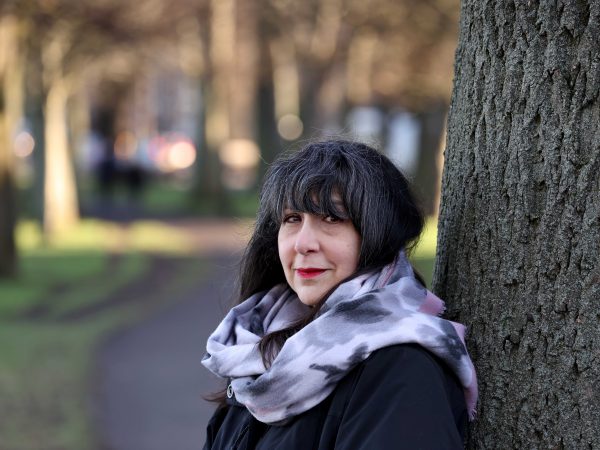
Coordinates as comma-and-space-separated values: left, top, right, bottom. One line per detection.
202, 251, 478, 424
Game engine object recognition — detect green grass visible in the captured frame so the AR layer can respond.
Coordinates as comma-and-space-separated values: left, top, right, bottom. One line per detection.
0, 250, 108, 317
228, 190, 259, 217
47, 252, 149, 319
0, 219, 202, 319
0, 219, 207, 450
0, 220, 176, 318
0, 322, 103, 450
410, 217, 439, 287
138, 180, 192, 213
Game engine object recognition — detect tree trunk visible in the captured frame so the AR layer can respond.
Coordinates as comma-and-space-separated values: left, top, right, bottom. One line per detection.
43, 77, 79, 235
0, 15, 25, 277
308, 60, 347, 136
270, 35, 302, 142
41, 27, 80, 236
201, 0, 260, 206
229, 0, 258, 141
0, 108, 18, 278
434, 1, 600, 448
414, 103, 447, 216
200, 80, 229, 212
26, 40, 46, 226
256, 78, 279, 176
0, 99, 17, 277
199, 0, 236, 212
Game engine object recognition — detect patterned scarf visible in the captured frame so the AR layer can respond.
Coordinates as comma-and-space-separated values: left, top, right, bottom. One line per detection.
202, 252, 478, 424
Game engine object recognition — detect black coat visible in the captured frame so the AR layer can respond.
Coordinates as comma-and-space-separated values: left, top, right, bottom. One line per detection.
203, 344, 467, 449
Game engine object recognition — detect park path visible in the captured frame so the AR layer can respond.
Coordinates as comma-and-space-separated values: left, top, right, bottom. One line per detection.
93, 219, 249, 450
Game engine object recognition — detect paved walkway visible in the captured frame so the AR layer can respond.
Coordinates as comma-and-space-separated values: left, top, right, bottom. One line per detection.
93, 220, 248, 450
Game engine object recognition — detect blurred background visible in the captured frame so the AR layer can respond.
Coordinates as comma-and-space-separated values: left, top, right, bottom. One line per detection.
0, 0, 459, 448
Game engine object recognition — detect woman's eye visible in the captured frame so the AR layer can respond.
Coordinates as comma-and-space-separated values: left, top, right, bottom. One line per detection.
323, 215, 342, 224
283, 214, 301, 224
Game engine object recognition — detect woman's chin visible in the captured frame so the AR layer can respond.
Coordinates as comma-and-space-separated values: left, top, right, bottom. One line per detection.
295, 288, 325, 307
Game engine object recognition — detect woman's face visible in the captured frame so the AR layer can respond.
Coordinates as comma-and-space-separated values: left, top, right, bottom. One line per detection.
277, 199, 361, 306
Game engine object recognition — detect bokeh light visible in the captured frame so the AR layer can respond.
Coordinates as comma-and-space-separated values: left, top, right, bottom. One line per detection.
13, 131, 35, 158
219, 139, 260, 170
277, 114, 303, 141
167, 141, 196, 170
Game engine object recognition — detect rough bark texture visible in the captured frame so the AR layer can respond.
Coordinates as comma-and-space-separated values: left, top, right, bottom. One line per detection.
434, 1, 600, 448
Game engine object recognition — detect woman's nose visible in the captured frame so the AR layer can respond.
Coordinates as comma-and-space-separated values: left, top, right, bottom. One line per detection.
294, 220, 320, 254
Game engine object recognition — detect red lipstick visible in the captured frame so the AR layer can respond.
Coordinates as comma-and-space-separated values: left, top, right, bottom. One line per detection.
296, 268, 326, 278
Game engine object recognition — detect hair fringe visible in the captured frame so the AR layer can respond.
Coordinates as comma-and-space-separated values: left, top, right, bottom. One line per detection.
206, 140, 425, 405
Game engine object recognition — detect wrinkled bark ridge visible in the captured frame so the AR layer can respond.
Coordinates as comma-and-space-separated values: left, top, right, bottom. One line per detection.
434, 1, 600, 448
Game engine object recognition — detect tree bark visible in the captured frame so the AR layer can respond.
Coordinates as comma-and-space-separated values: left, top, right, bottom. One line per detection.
434, 1, 600, 448
414, 103, 447, 216
201, 0, 260, 205
229, 0, 258, 141
25, 38, 46, 226
41, 29, 79, 236
200, 0, 235, 212
312, 60, 346, 135
43, 77, 79, 235
0, 15, 25, 277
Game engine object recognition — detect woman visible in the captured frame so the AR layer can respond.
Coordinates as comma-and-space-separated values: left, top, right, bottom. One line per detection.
202, 140, 477, 449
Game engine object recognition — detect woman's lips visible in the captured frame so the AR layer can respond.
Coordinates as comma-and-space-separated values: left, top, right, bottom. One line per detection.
296, 268, 326, 279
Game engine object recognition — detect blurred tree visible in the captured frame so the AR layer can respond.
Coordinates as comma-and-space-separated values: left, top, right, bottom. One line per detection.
41, 22, 80, 235
164, 0, 459, 214
255, 0, 460, 213
17, 0, 136, 235
14, 0, 208, 234
30, 0, 169, 234
201, 0, 235, 208
0, 12, 26, 277
2, 0, 463, 234
434, 1, 599, 447
197, 0, 259, 209
259, 0, 459, 123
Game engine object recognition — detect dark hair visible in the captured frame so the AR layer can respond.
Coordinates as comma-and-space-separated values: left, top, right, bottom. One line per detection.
208, 140, 424, 404
240, 140, 423, 300
236, 140, 424, 364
